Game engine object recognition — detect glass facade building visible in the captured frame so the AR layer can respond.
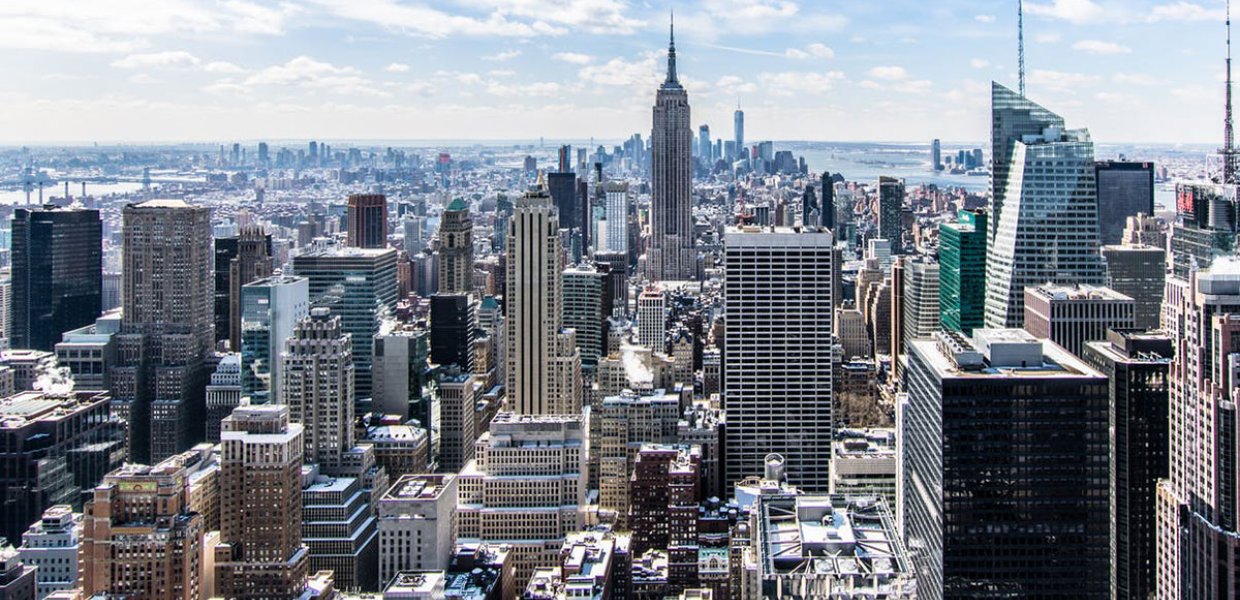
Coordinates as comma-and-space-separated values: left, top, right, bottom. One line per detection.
938, 209, 987, 335
10, 206, 102, 351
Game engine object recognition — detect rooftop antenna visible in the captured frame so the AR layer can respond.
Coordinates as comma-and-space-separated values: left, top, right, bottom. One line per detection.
1018, 0, 1026, 96
1225, 0, 1238, 183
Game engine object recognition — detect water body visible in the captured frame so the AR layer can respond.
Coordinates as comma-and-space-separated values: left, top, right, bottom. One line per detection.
0, 181, 148, 206
785, 142, 990, 192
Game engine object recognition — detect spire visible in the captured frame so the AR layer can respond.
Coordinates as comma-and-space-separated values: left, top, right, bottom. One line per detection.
1225, 0, 1238, 183
665, 10, 679, 85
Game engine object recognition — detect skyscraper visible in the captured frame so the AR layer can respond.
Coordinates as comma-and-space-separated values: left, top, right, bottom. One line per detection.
1102, 243, 1165, 330
902, 257, 941, 345
877, 176, 905, 253
114, 199, 213, 464
734, 104, 744, 158
1022, 284, 1136, 358
10, 206, 101, 351
939, 209, 987, 335
437, 198, 474, 295
346, 193, 388, 249
240, 275, 310, 405
931, 138, 943, 171
214, 228, 274, 350
985, 84, 1105, 328
647, 19, 696, 282
723, 226, 834, 491
1095, 161, 1155, 246
282, 308, 355, 470
903, 329, 1109, 598
1156, 259, 1240, 597
504, 186, 581, 415
990, 81, 1065, 240
547, 172, 579, 241
698, 124, 711, 164
562, 264, 606, 369
603, 182, 629, 255
214, 405, 309, 599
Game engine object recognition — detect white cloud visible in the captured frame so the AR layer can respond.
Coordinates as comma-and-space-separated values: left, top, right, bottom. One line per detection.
716, 75, 758, 94
1146, 2, 1224, 22
786, 43, 834, 59
484, 49, 522, 61
1035, 32, 1063, 43
681, 0, 846, 40
203, 81, 249, 96
1072, 40, 1131, 55
111, 51, 201, 69
970, 59, 991, 69
204, 61, 245, 74
485, 81, 561, 97
307, 0, 564, 38
1112, 73, 1165, 86
1028, 69, 1099, 90
975, 14, 996, 23
128, 73, 157, 84
552, 52, 593, 65
759, 71, 845, 95
385, 63, 410, 73
1025, 0, 1103, 24
459, 0, 644, 35
577, 53, 659, 87
867, 66, 909, 81
241, 56, 388, 96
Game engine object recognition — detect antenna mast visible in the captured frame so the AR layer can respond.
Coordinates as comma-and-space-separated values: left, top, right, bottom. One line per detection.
1018, 0, 1026, 96
1226, 0, 1238, 183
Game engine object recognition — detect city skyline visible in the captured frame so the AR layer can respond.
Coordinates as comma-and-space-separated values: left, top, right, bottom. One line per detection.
0, 0, 1233, 144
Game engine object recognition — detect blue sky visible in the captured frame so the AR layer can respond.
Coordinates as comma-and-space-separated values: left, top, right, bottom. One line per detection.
0, 0, 1232, 144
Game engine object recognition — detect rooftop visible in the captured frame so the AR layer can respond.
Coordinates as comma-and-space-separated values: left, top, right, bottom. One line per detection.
917, 329, 1104, 380
383, 474, 454, 502
1026, 283, 1133, 303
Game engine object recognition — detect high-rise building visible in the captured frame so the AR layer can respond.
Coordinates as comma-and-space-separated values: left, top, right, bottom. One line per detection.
939, 209, 987, 335
504, 187, 581, 416
628, 444, 699, 591
437, 199, 474, 295
562, 265, 606, 368
1022, 284, 1136, 357
377, 474, 458, 584
902, 258, 940, 346
54, 309, 119, 391
80, 459, 206, 600
114, 199, 213, 464
903, 329, 1108, 598
372, 321, 433, 424
647, 20, 696, 282
17, 505, 80, 599
204, 354, 243, 443
430, 294, 475, 369
436, 369, 477, 473
592, 390, 681, 522
282, 308, 354, 469
990, 81, 1066, 240
457, 413, 588, 584
214, 405, 309, 599
723, 226, 834, 491
733, 105, 744, 158
637, 287, 666, 351
0, 546, 36, 600
547, 173, 579, 238
10, 206, 101, 351
603, 183, 629, 255
292, 246, 398, 402
301, 468, 379, 592
213, 228, 273, 350
877, 177, 905, 253
820, 172, 836, 231
240, 275, 310, 405
1095, 161, 1155, 246
1101, 244, 1166, 330
1082, 330, 1172, 600
347, 193, 388, 249
1156, 259, 1240, 597
985, 85, 1105, 328
931, 139, 943, 171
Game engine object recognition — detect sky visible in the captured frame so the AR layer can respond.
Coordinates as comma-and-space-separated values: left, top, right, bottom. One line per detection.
0, 0, 1233, 144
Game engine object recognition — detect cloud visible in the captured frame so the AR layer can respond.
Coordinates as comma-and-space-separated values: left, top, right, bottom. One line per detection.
1072, 40, 1131, 55
759, 71, 845, 95
577, 53, 660, 87
484, 49, 522, 61
1146, 2, 1224, 22
204, 61, 245, 74
1112, 73, 1165, 86
241, 56, 388, 96
867, 66, 909, 81
459, 0, 644, 35
1028, 68, 1099, 90
682, 0, 846, 40
975, 14, 996, 23
111, 51, 201, 69
1035, 32, 1063, 43
1025, 0, 1103, 24
553, 52, 593, 65
307, 0, 564, 38
786, 43, 834, 59
128, 73, 157, 84
485, 81, 561, 97
970, 59, 991, 69
716, 75, 758, 94
385, 63, 410, 73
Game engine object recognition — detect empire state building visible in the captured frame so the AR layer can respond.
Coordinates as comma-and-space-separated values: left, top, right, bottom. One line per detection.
647, 18, 695, 281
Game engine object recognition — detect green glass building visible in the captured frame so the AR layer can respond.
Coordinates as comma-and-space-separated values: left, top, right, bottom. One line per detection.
939, 209, 987, 334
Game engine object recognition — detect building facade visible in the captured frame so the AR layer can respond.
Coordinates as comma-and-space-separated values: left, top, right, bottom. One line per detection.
10, 206, 101, 352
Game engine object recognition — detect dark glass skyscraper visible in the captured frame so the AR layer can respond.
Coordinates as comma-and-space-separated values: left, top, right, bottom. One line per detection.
10, 206, 102, 351
1095, 161, 1155, 246
346, 193, 388, 249
877, 176, 904, 253
938, 209, 987, 335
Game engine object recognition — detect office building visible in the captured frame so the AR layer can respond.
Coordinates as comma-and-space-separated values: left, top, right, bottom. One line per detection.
547, 173, 579, 239
647, 21, 696, 282
215, 405, 309, 599
1169, 182, 1238, 278
903, 329, 1108, 598
54, 309, 119, 392
204, 354, 243, 443
931, 139, 942, 171
10, 206, 101, 352
80, 459, 206, 600
114, 199, 213, 464
1156, 259, 1240, 597
1082, 330, 1172, 600
877, 177, 905, 253
829, 429, 897, 510
986, 84, 1105, 328
302, 469, 379, 592
456, 413, 587, 584
939, 209, 987, 335
282, 308, 354, 469
1122, 213, 1166, 247
504, 187, 581, 415
214, 228, 273, 350
592, 391, 681, 522
17, 506, 79, 600
698, 124, 711, 163
430, 294, 475, 370
629, 445, 699, 590
1102, 244, 1166, 330
1095, 161, 1155, 246
437, 369, 477, 473
363, 422, 430, 478
377, 474, 458, 584
990, 82, 1066, 239
602, 183, 629, 255
734, 105, 744, 157
724, 226, 834, 491
637, 287, 666, 351
744, 494, 913, 599
240, 275, 310, 405
438, 198, 474, 295
0, 547, 35, 600
348, 193, 388, 249
1023, 284, 1135, 357
901, 257, 939, 360
562, 265, 607, 369
372, 321, 433, 423
292, 246, 398, 402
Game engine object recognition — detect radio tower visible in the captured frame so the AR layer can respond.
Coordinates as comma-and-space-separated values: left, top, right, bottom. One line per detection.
1224, 0, 1239, 183
1018, 0, 1026, 96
